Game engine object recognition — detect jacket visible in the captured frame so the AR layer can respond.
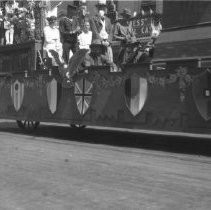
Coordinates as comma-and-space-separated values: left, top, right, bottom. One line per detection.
90, 15, 113, 43
59, 16, 79, 43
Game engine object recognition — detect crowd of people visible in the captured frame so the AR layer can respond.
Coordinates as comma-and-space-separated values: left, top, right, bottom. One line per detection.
0, 0, 35, 45
0, 0, 162, 74
43, 1, 162, 73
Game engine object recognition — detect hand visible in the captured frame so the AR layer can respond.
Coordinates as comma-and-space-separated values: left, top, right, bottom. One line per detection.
75, 26, 80, 32
102, 40, 109, 47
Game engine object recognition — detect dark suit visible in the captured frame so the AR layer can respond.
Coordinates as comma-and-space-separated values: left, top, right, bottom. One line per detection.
90, 15, 113, 43
59, 16, 79, 64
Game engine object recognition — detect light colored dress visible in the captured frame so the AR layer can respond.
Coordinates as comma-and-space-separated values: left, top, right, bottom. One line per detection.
43, 25, 63, 66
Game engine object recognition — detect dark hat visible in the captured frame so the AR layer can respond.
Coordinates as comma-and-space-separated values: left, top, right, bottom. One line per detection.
95, 0, 107, 9
120, 8, 132, 18
47, 16, 57, 23
67, 5, 77, 10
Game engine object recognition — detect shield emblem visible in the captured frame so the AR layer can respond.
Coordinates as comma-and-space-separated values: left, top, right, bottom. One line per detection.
47, 78, 60, 114
11, 80, 24, 112
125, 74, 148, 116
192, 70, 211, 121
74, 78, 93, 115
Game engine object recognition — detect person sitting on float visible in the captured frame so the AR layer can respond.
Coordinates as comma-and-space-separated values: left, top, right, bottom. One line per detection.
90, 0, 117, 71
43, 16, 63, 68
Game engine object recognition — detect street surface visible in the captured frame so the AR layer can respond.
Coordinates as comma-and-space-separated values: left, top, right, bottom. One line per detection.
0, 120, 210, 210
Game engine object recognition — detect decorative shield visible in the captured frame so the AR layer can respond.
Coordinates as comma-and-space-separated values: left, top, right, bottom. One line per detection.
125, 74, 148, 116
47, 78, 59, 114
11, 80, 24, 112
74, 78, 93, 115
192, 70, 211, 121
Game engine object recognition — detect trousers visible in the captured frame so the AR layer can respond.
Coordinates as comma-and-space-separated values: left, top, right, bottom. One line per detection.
62, 41, 78, 64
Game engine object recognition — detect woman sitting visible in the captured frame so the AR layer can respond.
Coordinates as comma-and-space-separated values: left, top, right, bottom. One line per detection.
43, 16, 63, 67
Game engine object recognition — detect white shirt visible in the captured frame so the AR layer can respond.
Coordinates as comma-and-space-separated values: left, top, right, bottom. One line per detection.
43, 26, 63, 64
99, 19, 108, 40
43, 26, 61, 52
78, 31, 92, 50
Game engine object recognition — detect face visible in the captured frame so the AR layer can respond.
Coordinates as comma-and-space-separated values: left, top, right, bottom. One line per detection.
83, 22, 90, 32
98, 9, 105, 17
49, 21, 57, 28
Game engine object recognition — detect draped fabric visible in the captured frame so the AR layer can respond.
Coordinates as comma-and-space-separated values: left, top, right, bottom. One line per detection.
163, 0, 211, 29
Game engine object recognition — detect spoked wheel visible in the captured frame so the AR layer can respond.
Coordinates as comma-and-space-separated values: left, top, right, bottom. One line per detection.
16, 120, 40, 131
70, 124, 86, 129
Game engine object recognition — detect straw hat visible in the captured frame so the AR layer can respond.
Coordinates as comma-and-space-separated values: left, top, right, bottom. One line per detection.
120, 8, 132, 18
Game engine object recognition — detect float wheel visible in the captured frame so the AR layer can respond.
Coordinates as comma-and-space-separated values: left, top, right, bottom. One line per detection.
17, 120, 40, 130
70, 124, 86, 129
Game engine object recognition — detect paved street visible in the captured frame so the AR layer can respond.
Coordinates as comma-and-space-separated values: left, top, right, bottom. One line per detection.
0, 121, 210, 210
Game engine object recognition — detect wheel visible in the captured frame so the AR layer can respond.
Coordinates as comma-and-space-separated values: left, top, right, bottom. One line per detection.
70, 124, 86, 129
17, 120, 40, 130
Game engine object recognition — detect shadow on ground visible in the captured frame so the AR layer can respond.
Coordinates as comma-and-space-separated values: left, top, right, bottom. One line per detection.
0, 121, 211, 156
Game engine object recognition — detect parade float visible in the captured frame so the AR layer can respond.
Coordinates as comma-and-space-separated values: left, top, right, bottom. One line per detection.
0, 0, 210, 134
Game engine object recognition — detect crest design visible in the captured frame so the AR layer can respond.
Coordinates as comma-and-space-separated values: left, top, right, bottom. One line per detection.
125, 74, 148, 116
74, 78, 93, 115
192, 70, 211, 121
47, 78, 60, 114
11, 80, 24, 112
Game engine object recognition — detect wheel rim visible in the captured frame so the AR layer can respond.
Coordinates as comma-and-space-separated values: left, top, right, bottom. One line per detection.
17, 120, 40, 130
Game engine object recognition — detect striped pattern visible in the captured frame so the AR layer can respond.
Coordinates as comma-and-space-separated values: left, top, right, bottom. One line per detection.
125, 74, 148, 116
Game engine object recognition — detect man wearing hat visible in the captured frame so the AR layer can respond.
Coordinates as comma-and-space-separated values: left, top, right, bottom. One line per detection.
59, 5, 80, 64
113, 8, 136, 64
78, 3, 90, 28
90, 0, 115, 67
113, 8, 136, 43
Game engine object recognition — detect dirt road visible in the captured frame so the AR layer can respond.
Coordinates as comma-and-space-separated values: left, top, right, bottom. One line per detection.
0, 121, 210, 210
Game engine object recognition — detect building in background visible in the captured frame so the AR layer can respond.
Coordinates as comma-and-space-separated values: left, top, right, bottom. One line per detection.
153, 0, 211, 69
